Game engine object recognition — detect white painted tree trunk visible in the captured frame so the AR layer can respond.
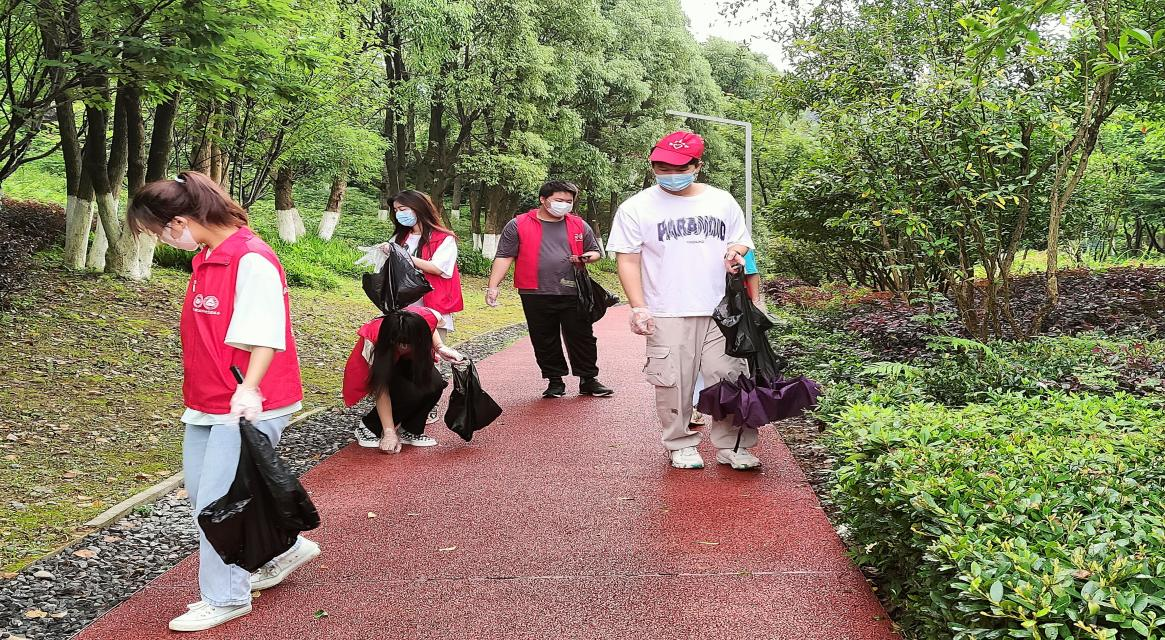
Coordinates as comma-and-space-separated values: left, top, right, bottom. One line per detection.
276, 208, 301, 243
472, 233, 483, 251
450, 208, 461, 221
317, 211, 340, 241
87, 208, 110, 271
595, 234, 607, 258
481, 233, 500, 259
89, 193, 121, 274
63, 195, 94, 270
293, 210, 306, 238
377, 209, 389, 221
128, 233, 157, 280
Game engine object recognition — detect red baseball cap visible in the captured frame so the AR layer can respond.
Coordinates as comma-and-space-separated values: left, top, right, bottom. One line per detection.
650, 131, 704, 166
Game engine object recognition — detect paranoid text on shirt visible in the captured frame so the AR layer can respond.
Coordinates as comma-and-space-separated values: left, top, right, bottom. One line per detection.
657, 216, 727, 242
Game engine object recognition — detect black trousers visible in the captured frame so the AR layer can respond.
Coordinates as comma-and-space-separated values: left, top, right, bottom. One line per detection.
520, 293, 599, 380
362, 361, 446, 437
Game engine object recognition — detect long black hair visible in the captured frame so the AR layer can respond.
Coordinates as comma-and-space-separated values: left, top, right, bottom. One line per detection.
368, 310, 438, 397
389, 190, 456, 253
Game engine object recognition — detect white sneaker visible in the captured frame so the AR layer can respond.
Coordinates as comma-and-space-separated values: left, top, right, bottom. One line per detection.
250, 538, 321, 591
354, 425, 380, 448
397, 428, 438, 447
669, 446, 704, 469
426, 406, 441, 425
716, 448, 761, 470
168, 601, 252, 632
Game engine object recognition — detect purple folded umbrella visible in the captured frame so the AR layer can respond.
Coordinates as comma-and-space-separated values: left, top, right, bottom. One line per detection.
697, 373, 821, 430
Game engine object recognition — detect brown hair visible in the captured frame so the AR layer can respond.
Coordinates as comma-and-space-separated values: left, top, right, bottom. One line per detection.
389, 190, 456, 250
127, 170, 249, 235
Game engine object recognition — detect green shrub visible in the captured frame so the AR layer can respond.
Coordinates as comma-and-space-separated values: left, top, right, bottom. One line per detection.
153, 244, 193, 272
280, 254, 338, 290
457, 246, 492, 277
770, 307, 878, 383
825, 393, 1165, 639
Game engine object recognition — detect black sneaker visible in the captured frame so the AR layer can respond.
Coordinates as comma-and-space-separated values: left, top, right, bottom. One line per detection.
543, 377, 567, 398
580, 378, 614, 397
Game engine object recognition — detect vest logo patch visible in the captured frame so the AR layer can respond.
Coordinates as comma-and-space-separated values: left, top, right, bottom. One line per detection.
203, 296, 220, 311
193, 293, 221, 316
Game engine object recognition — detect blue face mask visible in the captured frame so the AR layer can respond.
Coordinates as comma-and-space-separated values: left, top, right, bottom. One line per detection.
655, 172, 696, 192
395, 208, 417, 227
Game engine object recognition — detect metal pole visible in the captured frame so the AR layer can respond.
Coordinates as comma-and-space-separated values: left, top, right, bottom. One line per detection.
744, 122, 753, 229
665, 109, 754, 230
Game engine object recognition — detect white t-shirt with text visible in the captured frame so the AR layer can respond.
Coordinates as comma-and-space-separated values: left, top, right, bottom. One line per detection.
606, 185, 754, 317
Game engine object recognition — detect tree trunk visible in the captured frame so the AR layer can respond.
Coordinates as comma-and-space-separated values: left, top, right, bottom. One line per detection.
58, 95, 93, 270
450, 174, 463, 220
274, 167, 301, 243
318, 162, 348, 241
469, 182, 484, 251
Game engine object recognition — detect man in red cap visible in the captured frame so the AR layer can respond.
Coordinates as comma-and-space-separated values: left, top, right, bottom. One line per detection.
606, 131, 759, 471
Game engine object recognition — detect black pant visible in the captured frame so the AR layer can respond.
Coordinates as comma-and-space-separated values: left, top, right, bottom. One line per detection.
362, 361, 446, 437
520, 293, 599, 380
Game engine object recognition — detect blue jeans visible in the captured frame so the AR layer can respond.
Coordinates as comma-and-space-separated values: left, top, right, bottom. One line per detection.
183, 416, 296, 607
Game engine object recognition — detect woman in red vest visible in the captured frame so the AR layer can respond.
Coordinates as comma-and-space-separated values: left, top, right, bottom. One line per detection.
376, 190, 463, 439
341, 308, 465, 452
126, 171, 319, 633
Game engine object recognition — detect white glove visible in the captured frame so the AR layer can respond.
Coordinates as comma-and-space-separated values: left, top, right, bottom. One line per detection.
229, 385, 264, 422
630, 307, 655, 336
485, 287, 500, 307
437, 345, 466, 363
355, 245, 388, 271
378, 428, 402, 454
724, 250, 746, 274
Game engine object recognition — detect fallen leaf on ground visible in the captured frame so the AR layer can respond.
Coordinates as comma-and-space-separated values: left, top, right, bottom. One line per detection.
62, 471, 79, 479
313, 609, 328, 619
367, 512, 377, 519
175, 489, 188, 499
73, 549, 97, 558
0, 572, 17, 579
438, 546, 457, 552
25, 609, 47, 619
406, 512, 421, 516
251, 591, 261, 599
102, 536, 122, 543
1072, 569, 1092, 580
694, 541, 720, 546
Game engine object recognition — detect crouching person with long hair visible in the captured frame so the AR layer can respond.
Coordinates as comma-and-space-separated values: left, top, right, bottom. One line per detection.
127, 171, 320, 632
342, 308, 465, 452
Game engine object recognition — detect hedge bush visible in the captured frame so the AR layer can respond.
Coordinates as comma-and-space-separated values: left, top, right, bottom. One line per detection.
826, 393, 1165, 639
0, 197, 66, 306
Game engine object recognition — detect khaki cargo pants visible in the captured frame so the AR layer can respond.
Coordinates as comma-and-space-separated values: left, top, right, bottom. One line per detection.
643, 316, 752, 451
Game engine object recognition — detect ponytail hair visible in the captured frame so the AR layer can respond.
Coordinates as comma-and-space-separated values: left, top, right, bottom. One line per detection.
368, 310, 437, 397
127, 170, 249, 235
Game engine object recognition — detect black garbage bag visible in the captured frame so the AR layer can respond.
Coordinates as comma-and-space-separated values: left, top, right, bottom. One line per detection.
712, 273, 785, 380
362, 242, 432, 313
444, 360, 502, 442
197, 419, 321, 572
574, 265, 620, 323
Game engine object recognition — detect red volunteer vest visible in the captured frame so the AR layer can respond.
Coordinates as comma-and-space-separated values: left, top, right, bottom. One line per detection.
415, 230, 464, 314
513, 210, 586, 290
181, 227, 303, 414
341, 308, 440, 407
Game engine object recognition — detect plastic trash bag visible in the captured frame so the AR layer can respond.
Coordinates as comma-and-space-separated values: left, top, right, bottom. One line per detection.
361, 242, 432, 313
574, 266, 620, 324
712, 273, 785, 380
197, 419, 321, 572
444, 360, 502, 442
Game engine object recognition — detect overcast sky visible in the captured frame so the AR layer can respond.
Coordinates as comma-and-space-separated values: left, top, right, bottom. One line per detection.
680, 0, 787, 67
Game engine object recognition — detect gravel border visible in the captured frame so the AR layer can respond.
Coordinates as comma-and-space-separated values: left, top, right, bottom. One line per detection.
0, 323, 528, 640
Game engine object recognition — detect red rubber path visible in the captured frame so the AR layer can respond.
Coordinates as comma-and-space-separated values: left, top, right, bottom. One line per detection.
76, 307, 897, 639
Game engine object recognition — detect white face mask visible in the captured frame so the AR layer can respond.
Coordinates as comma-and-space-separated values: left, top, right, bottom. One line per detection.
548, 201, 573, 217
161, 224, 200, 251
